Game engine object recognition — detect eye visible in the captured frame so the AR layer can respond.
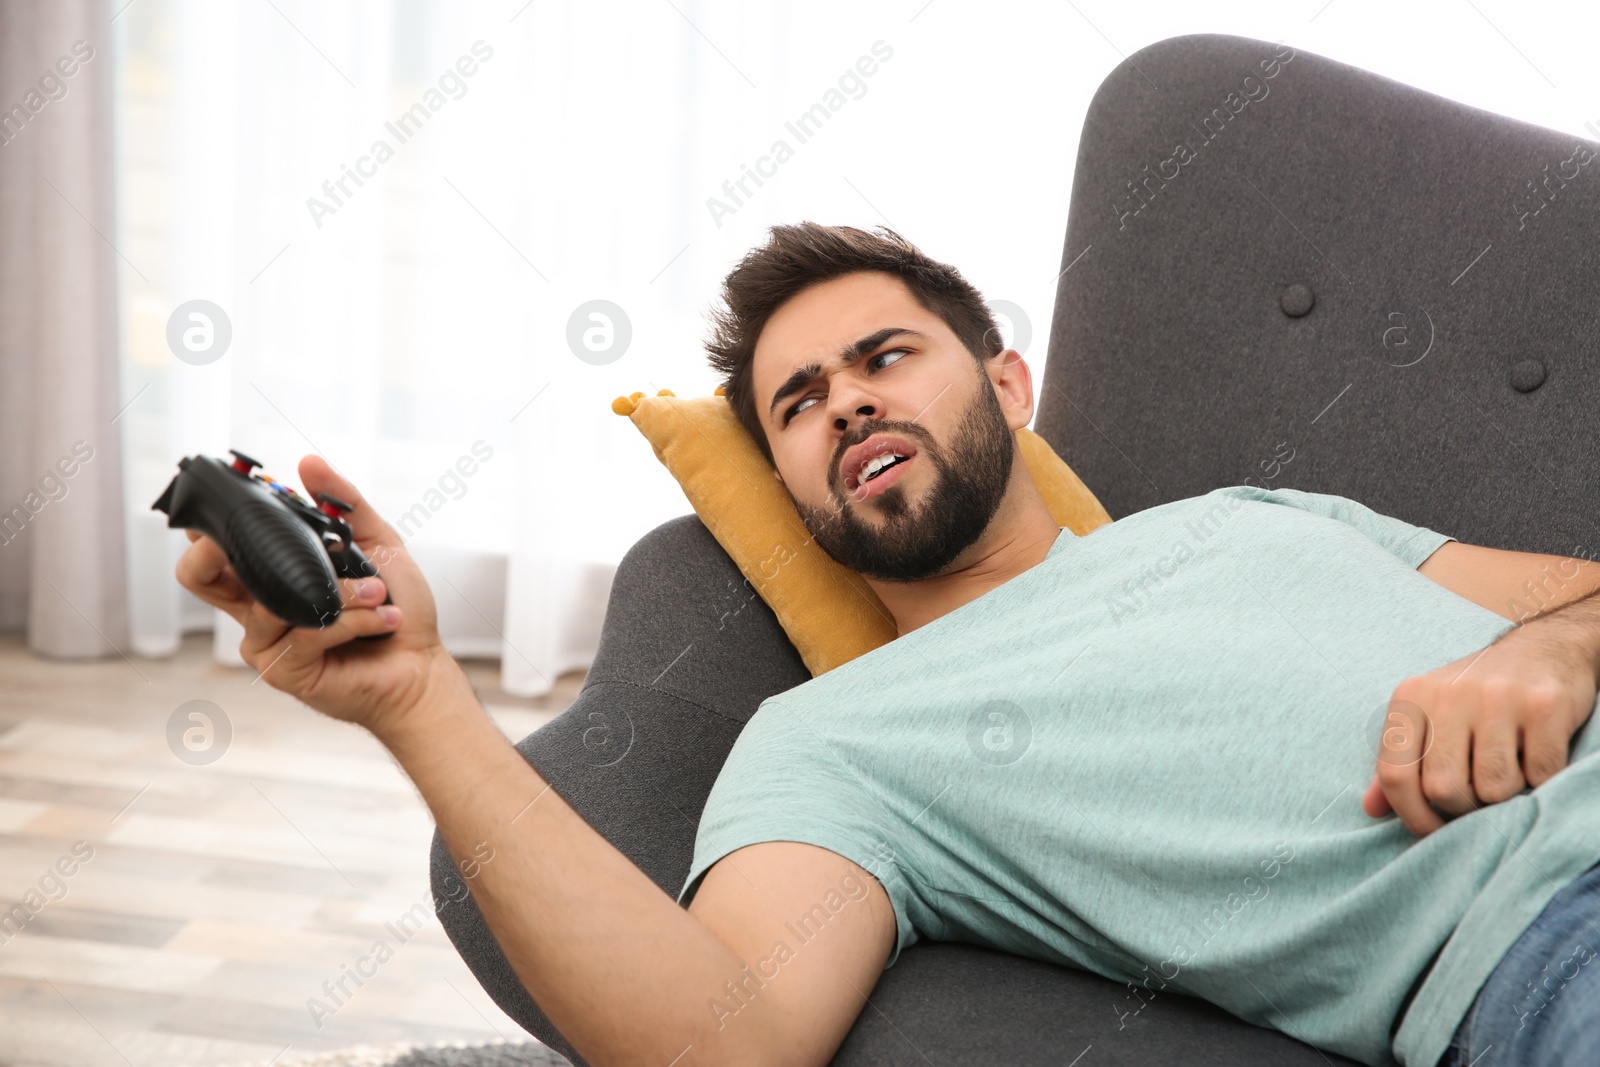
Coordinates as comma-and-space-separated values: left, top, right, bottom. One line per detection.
873, 348, 909, 371
784, 349, 910, 424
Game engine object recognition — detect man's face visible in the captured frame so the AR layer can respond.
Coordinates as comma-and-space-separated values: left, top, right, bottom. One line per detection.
752, 271, 1026, 582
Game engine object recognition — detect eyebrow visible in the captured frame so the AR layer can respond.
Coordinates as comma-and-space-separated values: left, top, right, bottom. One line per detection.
766, 327, 929, 423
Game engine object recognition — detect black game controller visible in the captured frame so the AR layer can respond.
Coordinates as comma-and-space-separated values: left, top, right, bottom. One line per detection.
153, 449, 394, 639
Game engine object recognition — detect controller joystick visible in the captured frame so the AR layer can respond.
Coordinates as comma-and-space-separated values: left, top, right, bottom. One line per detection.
152, 452, 394, 639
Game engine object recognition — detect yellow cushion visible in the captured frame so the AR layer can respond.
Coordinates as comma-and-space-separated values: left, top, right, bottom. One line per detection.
613, 388, 1113, 676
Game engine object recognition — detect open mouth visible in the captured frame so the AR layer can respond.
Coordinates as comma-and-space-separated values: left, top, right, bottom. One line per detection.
861, 452, 909, 483
840, 433, 924, 501
851, 451, 915, 502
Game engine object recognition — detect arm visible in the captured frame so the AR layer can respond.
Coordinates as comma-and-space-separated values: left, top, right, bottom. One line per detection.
1367, 541, 1600, 835
176, 455, 896, 1066
1416, 540, 1600, 621
385, 675, 896, 1065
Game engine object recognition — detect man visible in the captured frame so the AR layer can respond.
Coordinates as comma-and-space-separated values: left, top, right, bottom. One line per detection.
176, 223, 1600, 1067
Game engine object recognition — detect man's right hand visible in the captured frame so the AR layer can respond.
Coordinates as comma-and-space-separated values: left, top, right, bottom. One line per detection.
174, 453, 459, 737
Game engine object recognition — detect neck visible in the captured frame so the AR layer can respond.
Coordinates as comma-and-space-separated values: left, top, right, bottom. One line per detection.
863, 473, 1063, 636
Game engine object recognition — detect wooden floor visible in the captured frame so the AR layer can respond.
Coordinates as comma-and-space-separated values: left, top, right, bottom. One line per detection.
0, 631, 584, 1067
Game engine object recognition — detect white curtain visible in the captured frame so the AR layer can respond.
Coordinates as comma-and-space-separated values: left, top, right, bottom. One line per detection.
0, 0, 127, 658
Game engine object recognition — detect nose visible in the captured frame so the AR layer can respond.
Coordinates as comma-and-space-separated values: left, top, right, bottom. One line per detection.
825, 376, 883, 440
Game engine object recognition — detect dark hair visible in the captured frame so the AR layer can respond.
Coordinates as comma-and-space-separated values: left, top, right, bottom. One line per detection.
705, 222, 1005, 465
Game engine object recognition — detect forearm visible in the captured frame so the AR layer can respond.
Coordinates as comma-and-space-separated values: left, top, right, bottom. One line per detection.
1515, 551, 1600, 622
1418, 542, 1600, 622
373, 658, 757, 1066
1510, 586, 1600, 688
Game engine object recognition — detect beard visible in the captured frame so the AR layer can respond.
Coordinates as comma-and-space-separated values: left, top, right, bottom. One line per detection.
790, 372, 1016, 583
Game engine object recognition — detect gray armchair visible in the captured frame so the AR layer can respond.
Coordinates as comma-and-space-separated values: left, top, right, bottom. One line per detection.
430, 32, 1600, 1066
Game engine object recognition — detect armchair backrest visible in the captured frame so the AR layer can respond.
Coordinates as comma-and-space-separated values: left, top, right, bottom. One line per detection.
1034, 33, 1600, 558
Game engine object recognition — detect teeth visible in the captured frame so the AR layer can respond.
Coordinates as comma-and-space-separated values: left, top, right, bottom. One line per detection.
858, 451, 907, 484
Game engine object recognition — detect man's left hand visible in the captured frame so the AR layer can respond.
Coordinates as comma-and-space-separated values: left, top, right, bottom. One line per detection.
1362, 625, 1598, 837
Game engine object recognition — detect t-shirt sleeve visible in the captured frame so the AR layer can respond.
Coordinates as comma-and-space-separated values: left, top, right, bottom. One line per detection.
676, 699, 923, 969
1219, 484, 1454, 569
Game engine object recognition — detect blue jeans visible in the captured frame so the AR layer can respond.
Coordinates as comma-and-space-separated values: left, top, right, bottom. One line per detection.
1438, 860, 1600, 1066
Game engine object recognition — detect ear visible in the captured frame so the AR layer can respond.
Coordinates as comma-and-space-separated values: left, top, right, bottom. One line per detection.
986, 349, 1034, 433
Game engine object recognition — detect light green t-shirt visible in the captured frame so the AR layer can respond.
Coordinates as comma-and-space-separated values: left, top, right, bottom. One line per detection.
677, 485, 1600, 1067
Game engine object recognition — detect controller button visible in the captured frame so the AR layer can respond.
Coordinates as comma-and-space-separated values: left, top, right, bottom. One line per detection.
316, 492, 354, 517
229, 449, 262, 473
